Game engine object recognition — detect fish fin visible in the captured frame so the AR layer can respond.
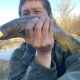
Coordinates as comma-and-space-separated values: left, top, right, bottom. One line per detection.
70, 42, 80, 55
59, 43, 68, 52
23, 38, 27, 42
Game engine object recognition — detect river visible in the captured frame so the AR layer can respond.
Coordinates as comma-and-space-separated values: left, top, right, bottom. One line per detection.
0, 42, 22, 60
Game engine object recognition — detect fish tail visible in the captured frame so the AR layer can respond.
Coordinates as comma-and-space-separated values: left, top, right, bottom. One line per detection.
70, 42, 80, 55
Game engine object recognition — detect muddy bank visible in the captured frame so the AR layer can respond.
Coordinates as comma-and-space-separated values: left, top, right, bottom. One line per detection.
0, 59, 9, 80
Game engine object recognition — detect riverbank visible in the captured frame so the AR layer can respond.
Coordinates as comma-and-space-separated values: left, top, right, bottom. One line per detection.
0, 59, 9, 80
0, 38, 24, 80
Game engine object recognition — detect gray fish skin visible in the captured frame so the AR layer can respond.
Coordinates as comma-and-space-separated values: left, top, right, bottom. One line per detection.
0, 16, 68, 40
0, 16, 38, 40
0, 16, 80, 55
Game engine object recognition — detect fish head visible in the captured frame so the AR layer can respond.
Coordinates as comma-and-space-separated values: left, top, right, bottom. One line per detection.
0, 21, 21, 40
0, 16, 40, 40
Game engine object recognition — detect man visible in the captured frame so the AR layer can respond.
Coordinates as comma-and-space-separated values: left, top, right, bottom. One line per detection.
8, 0, 80, 80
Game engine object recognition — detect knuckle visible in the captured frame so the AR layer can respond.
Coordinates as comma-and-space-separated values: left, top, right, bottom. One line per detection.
43, 17, 50, 29
35, 23, 42, 30
33, 42, 40, 48
31, 17, 38, 24
40, 16, 46, 21
34, 26, 40, 30
43, 27, 48, 31
41, 42, 46, 47
47, 40, 52, 47
47, 43, 52, 47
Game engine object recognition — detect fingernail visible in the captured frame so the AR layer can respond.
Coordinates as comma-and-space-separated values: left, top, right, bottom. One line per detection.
41, 16, 46, 19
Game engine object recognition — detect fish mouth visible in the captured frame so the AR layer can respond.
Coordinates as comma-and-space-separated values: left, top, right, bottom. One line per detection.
0, 31, 3, 38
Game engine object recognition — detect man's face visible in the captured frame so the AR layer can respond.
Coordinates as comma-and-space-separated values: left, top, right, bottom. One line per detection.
21, 1, 49, 17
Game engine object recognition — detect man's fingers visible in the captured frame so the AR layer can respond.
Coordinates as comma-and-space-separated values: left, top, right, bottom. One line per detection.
41, 17, 50, 45
25, 17, 38, 38
33, 16, 46, 47
42, 17, 50, 34
25, 17, 38, 45
49, 18, 54, 41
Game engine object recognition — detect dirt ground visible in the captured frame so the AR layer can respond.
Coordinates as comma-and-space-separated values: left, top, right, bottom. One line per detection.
0, 59, 9, 80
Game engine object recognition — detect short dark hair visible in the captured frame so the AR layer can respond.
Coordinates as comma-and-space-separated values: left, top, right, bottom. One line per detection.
18, 0, 52, 17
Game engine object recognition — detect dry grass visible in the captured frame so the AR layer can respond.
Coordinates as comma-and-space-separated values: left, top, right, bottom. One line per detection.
57, 15, 80, 36
0, 60, 9, 80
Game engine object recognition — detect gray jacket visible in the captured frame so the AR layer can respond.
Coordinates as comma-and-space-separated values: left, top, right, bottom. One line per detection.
8, 41, 80, 80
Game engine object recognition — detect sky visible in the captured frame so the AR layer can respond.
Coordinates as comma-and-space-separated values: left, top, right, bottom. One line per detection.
0, 0, 80, 26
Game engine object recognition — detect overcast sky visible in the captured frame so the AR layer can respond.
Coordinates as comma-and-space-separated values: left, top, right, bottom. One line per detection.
0, 0, 80, 26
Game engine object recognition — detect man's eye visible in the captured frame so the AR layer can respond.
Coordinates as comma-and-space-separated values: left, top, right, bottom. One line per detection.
23, 13, 29, 16
35, 11, 41, 13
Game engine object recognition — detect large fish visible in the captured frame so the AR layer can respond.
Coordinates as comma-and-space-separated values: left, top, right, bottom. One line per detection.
0, 16, 80, 55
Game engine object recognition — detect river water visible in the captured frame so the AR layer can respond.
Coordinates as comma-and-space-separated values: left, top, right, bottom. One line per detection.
0, 42, 22, 60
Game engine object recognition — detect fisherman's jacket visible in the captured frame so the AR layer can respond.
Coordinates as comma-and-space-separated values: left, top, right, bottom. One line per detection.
8, 40, 80, 80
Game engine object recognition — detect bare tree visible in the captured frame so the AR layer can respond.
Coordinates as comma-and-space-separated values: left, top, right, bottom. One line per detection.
54, 0, 75, 19
53, 0, 76, 28
52, 0, 80, 38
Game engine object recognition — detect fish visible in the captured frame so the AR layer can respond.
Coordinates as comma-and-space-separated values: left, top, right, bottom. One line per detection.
0, 16, 80, 55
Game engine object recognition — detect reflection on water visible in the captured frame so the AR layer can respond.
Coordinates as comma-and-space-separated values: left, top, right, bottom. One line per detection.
0, 42, 22, 60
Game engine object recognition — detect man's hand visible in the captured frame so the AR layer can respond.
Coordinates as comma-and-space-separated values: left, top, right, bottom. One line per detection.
25, 16, 54, 68
25, 16, 54, 53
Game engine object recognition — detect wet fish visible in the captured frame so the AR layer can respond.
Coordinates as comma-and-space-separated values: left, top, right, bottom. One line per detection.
0, 16, 80, 55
